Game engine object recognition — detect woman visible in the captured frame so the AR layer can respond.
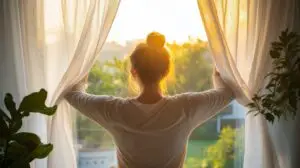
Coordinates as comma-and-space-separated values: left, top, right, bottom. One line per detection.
65, 32, 234, 168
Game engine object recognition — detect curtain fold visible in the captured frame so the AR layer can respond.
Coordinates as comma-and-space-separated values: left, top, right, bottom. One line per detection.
47, 1, 120, 168
0, 0, 120, 168
197, 0, 300, 168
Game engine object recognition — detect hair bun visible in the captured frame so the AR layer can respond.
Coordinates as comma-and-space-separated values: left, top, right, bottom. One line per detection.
146, 32, 166, 49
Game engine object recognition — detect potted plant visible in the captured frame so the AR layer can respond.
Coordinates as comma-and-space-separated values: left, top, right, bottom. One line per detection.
248, 29, 300, 123
0, 89, 57, 168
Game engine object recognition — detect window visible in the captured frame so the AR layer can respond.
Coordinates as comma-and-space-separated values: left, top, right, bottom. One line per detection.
75, 1, 245, 168
220, 104, 233, 116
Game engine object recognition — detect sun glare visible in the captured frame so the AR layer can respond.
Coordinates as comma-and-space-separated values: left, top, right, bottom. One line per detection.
107, 0, 207, 44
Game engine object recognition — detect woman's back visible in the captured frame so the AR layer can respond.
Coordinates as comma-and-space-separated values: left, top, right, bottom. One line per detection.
65, 89, 233, 168
110, 96, 189, 168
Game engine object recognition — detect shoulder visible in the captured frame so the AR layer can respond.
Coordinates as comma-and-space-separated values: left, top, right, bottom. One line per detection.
102, 96, 136, 108
167, 92, 208, 109
168, 92, 198, 101
99, 95, 128, 104
165, 93, 193, 105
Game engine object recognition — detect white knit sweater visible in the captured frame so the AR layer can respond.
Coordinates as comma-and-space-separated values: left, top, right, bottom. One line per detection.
65, 76, 234, 168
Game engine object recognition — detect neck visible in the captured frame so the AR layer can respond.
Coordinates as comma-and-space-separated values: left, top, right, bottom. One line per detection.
137, 83, 163, 104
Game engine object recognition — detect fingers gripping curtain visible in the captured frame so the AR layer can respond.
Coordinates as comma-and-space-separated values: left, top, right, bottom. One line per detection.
0, 0, 120, 168
197, 0, 299, 168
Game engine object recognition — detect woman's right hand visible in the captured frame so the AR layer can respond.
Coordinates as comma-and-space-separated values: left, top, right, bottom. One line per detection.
69, 74, 89, 92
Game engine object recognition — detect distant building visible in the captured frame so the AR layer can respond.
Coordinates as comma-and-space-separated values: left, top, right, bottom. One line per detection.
217, 100, 246, 132
78, 149, 117, 168
99, 40, 143, 62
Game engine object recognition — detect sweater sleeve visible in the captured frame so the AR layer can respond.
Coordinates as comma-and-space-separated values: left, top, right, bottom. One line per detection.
184, 88, 234, 129
65, 91, 117, 128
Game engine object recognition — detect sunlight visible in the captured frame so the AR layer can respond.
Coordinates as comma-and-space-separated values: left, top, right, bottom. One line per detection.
107, 0, 207, 44
44, 0, 207, 45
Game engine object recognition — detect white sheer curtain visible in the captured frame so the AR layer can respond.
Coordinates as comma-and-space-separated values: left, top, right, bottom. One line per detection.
197, 0, 300, 168
0, 0, 120, 168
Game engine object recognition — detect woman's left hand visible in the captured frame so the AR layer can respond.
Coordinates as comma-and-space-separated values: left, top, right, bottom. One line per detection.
70, 74, 89, 91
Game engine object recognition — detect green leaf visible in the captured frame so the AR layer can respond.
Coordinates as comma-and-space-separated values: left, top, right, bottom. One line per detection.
270, 50, 280, 58
18, 89, 57, 116
9, 159, 30, 168
288, 37, 300, 47
0, 108, 11, 123
6, 141, 29, 160
288, 92, 297, 110
287, 32, 297, 42
6, 133, 53, 164
273, 109, 282, 118
9, 132, 53, 162
10, 132, 41, 152
247, 103, 256, 108
0, 116, 9, 139
283, 28, 289, 36
27, 144, 53, 161
265, 83, 276, 90
247, 109, 257, 114
9, 120, 22, 134
265, 113, 275, 123
252, 94, 261, 101
4, 94, 20, 120
271, 42, 283, 49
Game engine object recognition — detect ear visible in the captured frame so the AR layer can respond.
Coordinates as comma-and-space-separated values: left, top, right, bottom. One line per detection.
131, 68, 137, 77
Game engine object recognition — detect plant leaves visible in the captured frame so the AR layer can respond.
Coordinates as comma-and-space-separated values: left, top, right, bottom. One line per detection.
270, 50, 280, 58
265, 83, 276, 90
0, 115, 9, 139
251, 29, 300, 123
262, 99, 272, 109
273, 109, 282, 118
6, 141, 29, 161
252, 94, 260, 101
9, 159, 30, 168
4, 94, 20, 120
272, 42, 283, 49
288, 92, 297, 110
0, 108, 11, 123
18, 89, 57, 116
10, 132, 41, 152
9, 120, 22, 134
247, 103, 256, 108
27, 144, 53, 162
265, 113, 275, 123
9, 132, 53, 162
1, 89, 55, 166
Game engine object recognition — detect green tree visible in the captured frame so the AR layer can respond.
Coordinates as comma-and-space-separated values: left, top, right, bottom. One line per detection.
184, 126, 244, 168
167, 40, 212, 94
87, 57, 129, 96
203, 126, 244, 168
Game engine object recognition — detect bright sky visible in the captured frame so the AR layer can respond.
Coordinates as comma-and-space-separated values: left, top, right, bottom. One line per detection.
107, 0, 207, 44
